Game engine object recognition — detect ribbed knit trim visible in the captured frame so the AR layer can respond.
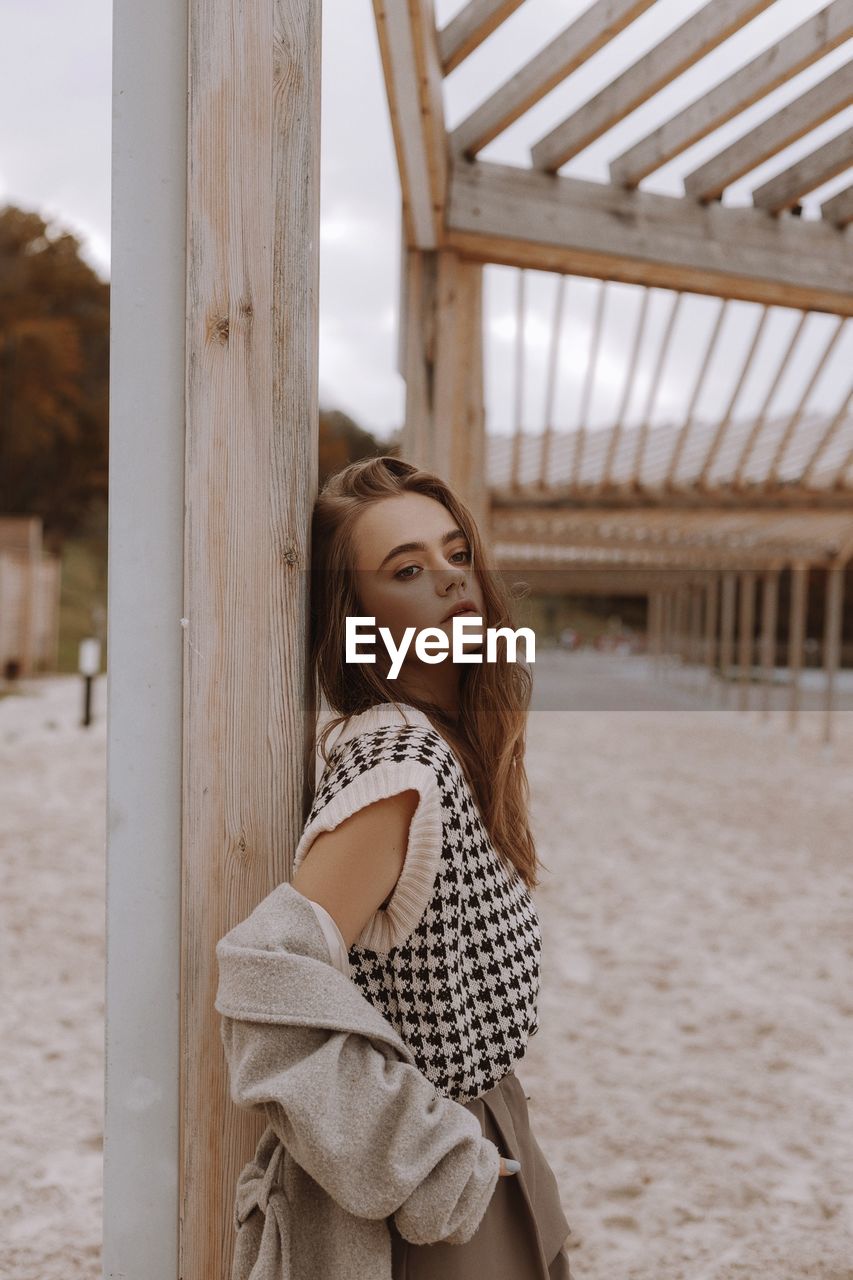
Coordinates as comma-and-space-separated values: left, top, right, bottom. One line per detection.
292, 756, 443, 955
323, 701, 436, 753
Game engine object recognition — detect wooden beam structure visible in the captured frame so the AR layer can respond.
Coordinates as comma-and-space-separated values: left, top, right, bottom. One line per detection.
531, 0, 775, 173
450, 0, 656, 158
373, 0, 448, 248
684, 61, 853, 201
752, 126, 853, 214
437, 0, 526, 74
821, 182, 853, 225
446, 160, 853, 315
610, 0, 853, 188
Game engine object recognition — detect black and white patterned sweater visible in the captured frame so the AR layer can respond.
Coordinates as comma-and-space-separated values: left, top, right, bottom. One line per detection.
291, 701, 542, 1104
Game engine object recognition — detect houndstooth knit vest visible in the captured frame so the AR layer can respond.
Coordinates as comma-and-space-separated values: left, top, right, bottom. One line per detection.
293, 702, 542, 1104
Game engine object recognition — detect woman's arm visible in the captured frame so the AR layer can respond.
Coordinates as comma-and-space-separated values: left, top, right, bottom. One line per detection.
290, 788, 420, 948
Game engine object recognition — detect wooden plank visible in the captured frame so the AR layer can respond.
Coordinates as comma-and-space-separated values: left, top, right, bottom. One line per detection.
802, 381, 853, 483
373, 0, 447, 248
437, 0, 526, 74
821, 181, 853, 224
433, 253, 488, 525
539, 274, 568, 487
446, 159, 853, 315
400, 243, 437, 466
732, 311, 809, 484
531, 0, 775, 173
666, 298, 728, 485
752, 126, 853, 213
570, 280, 608, 486
697, 304, 768, 487
512, 268, 526, 487
632, 291, 683, 483
598, 287, 650, 490
610, 0, 853, 187
704, 573, 719, 689
719, 568, 737, 701
181, 0, 321, 1275
764, 315, 847, 484
450, 0, 656, 157
684, 61, 853, 201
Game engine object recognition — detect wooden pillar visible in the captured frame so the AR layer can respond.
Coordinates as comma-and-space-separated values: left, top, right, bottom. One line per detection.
401, 244, 488, 531
688, 581, 703, 685
758, 567, 779, 720
822, 562, 846, 746
704, 572, 719, 691
718, 570, 737, 705
787, 561, 809, 734
737, 570, 755, 711
180, 1, 321, 1278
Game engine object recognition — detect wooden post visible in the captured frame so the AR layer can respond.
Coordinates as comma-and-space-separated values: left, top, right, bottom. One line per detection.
705, 572, 719, 691
401, 246, 489, 531
689, 581, 703, 686
787, 561, 809, 734
182, 1, 321, 1278
822, 562, 846, 746
758, 567, 779, 719
737, 570, 755, 711
719, 569, 737, 704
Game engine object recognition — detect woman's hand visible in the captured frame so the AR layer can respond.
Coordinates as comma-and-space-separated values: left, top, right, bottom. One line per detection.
498, 1156, 521, 1176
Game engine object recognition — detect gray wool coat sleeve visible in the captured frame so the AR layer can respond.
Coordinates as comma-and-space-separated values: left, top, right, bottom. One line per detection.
215, 881, 502, 1248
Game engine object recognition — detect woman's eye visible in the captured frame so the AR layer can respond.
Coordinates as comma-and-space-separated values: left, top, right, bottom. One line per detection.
394, 548, 470, 581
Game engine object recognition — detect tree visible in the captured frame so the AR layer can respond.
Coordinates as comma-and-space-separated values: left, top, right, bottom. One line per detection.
0, 205, 110, 553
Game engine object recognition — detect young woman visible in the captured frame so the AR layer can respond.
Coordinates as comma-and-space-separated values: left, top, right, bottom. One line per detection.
286, 454, 575, 1278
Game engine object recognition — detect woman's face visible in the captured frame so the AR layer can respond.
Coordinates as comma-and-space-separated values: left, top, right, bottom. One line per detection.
350, 492, 485, 672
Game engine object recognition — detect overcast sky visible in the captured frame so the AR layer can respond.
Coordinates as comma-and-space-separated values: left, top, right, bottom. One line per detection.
1, 0, 851, 442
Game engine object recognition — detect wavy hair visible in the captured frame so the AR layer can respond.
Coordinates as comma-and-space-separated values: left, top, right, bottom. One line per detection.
309, 454, 544, 890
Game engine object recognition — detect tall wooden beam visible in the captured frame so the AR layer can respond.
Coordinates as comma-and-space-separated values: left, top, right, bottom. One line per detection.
752, 126, 853, 214
373, 0, 448, 248
684, 61, 853, 201
758, 567, 780, 718
511, 268, 526, 489
531, 0, 775, 173
737, 569, 756, 710
610, 0, 853, 187
787, 561, 809, 733
437, 0, 526, 74
719, 568, 737, 703
446, 160, 853, 315
402, 246, 488, 525
450, 0, 656, 157
180, 0, 321, 1276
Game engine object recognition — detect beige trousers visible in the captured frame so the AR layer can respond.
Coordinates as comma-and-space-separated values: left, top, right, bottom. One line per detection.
388, 1069, 575, 1279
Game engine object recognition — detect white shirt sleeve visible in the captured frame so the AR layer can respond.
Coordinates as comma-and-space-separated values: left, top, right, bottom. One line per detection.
294, 890, 351, 978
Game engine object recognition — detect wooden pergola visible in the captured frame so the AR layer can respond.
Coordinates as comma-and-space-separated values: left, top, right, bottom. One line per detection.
374, 0, 853, 741
105, 3, 852, 1278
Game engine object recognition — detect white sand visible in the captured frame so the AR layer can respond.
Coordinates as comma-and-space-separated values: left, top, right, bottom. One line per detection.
2, 660, 852, 1278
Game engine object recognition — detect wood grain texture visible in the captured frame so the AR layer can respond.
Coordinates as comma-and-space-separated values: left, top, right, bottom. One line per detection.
446, 158, 853, 314
182, 0, 320, 1275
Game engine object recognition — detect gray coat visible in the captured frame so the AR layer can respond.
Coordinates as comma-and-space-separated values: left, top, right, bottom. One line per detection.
215, 880, 502, 1279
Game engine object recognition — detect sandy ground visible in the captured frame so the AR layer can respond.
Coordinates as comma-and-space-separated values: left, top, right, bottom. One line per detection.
1, 657, 852, 1278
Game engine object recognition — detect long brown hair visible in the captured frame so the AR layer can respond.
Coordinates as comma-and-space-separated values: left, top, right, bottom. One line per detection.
309, 454, 544, 890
